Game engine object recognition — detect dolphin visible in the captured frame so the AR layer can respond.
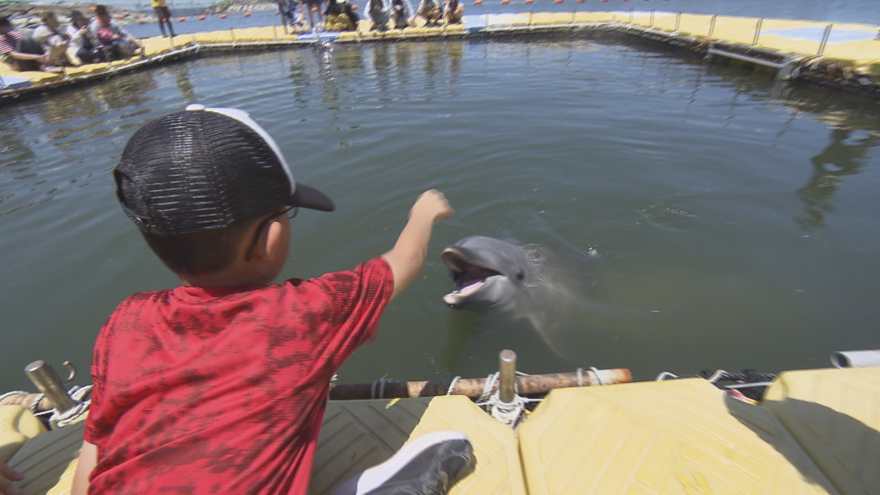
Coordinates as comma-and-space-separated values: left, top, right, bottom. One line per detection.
441, 236, 533, 310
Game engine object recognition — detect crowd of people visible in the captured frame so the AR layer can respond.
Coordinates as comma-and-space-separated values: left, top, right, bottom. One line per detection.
278, 0, 463, 33
369, 0, 464, 31
0, 5, 142, 73
0, 0, 468, 73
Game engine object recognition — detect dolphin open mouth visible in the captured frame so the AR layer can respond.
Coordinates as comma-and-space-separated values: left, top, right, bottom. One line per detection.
441, 247, 503, 306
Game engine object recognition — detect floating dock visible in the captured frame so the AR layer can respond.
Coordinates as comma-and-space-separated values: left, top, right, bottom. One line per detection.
2, 365, 879, 494
2, 11, 880, 103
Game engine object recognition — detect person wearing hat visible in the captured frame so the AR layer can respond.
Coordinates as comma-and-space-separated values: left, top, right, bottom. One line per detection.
70, 105, 456, 495
66, 10, 105, 65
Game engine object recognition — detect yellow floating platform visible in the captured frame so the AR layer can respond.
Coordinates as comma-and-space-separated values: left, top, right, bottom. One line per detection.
3, 12, 880, 97
2, 366, 879, 494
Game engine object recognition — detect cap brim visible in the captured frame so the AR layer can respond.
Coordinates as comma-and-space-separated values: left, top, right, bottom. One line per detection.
289, 183, 335, 212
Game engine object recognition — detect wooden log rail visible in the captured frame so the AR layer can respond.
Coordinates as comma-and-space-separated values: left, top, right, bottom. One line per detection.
329, 368, 632, 400
0, 368, 631, 410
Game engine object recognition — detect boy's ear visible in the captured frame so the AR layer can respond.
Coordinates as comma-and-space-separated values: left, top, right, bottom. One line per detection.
253, 218, 284, 262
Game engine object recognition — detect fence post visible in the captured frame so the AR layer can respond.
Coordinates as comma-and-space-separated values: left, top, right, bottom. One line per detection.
818, 23, 833, 55
752, 17, 763, 45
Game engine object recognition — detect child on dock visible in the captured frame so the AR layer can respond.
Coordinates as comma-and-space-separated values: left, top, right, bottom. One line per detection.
70, 105, 470, 494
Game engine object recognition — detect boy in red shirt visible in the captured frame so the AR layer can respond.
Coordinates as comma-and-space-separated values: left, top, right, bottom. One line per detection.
71, 105, 463, 494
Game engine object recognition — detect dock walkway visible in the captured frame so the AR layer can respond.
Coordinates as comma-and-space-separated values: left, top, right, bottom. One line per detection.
2, 11, 880, 102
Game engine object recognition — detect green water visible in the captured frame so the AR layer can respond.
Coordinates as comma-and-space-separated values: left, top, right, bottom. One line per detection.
1, 38, 879, 393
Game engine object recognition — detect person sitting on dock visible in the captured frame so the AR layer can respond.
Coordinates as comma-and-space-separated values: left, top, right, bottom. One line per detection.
65, 11, 106, 65
367, 0, 390, 31
278, 0, 305, 33
31, 11, 71, 69
324, 0, 358, 32
151, 0, 176, 38
0, 16, 53, 72
416, 0, 443, 26
298, 0, 324, 29
444, 0, 464, 24
69, 105, 467, 495
89, 5, 142, 61
390, 0, 414, 29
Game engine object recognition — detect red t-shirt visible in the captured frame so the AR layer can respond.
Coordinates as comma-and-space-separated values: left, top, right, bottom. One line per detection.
84, 257, 394, 494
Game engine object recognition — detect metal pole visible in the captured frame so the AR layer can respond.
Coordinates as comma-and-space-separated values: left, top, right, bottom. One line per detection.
24, 361, 76, 414
675, 11, 680, 32
499, 349, 517, 404
649, 9, 654, 28
231, 28, 236, 42
709, 14, 716, 38
752, 17, 762, 45
818, 23, 832, 55
628, 7, 633, 28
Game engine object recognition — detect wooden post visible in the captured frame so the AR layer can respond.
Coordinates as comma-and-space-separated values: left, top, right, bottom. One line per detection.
499, 349, 516, 403
24, 361, 75, 414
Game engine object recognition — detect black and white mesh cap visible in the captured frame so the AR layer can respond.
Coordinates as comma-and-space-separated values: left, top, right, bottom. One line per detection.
114, 104, 334, 235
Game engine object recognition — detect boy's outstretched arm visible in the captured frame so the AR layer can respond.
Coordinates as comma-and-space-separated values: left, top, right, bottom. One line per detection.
382, 189, 454, 300
71, 440, 97, 495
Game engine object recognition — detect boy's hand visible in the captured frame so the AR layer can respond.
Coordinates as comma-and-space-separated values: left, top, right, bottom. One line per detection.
0, 462, 24, 495
383, 190, 454, 300
410, 189, 454, 224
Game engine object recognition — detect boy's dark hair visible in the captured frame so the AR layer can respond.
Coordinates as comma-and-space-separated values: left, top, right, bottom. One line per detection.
94, 5, 109, 16
0, 16, 12, 29
141, 215, 263, 275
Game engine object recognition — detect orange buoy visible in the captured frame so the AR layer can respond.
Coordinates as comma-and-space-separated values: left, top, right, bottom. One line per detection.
137, 18, 146, 24
311, 6, 318, 11
525, 0, 532, 3
244, 11, 251, 16
199, 15, 206, 20
116, 13, 124, 19
275, 9, 280, 14
500, 0, 508, 4
351, 4, 358, 8
220, 13, 228, 18
474, 0, 482, 4
178, 16, 185, 21
90, 5, 97, 11
554, 0, 562, 3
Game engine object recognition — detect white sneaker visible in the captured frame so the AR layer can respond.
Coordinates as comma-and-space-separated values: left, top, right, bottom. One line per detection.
333, 431, 475, 495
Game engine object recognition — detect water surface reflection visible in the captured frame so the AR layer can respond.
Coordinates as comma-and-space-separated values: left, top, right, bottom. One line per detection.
1, 39, 879, 391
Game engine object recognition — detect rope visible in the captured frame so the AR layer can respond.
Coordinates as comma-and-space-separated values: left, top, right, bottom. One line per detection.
487, 392, 527, 427
706, 369, 728, 383
655, 371, 679, 381
590, 367, 605, 386
446, 376, 461, 396
722, 381, 774, 390
477, 372, 499, 404
52, 385, 92, 429
370, 378, 395, 399
576, 367, 584, 387
0, 391, 43, 413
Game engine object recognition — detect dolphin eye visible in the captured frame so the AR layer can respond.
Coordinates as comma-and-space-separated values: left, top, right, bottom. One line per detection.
516, 272, 524, 281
